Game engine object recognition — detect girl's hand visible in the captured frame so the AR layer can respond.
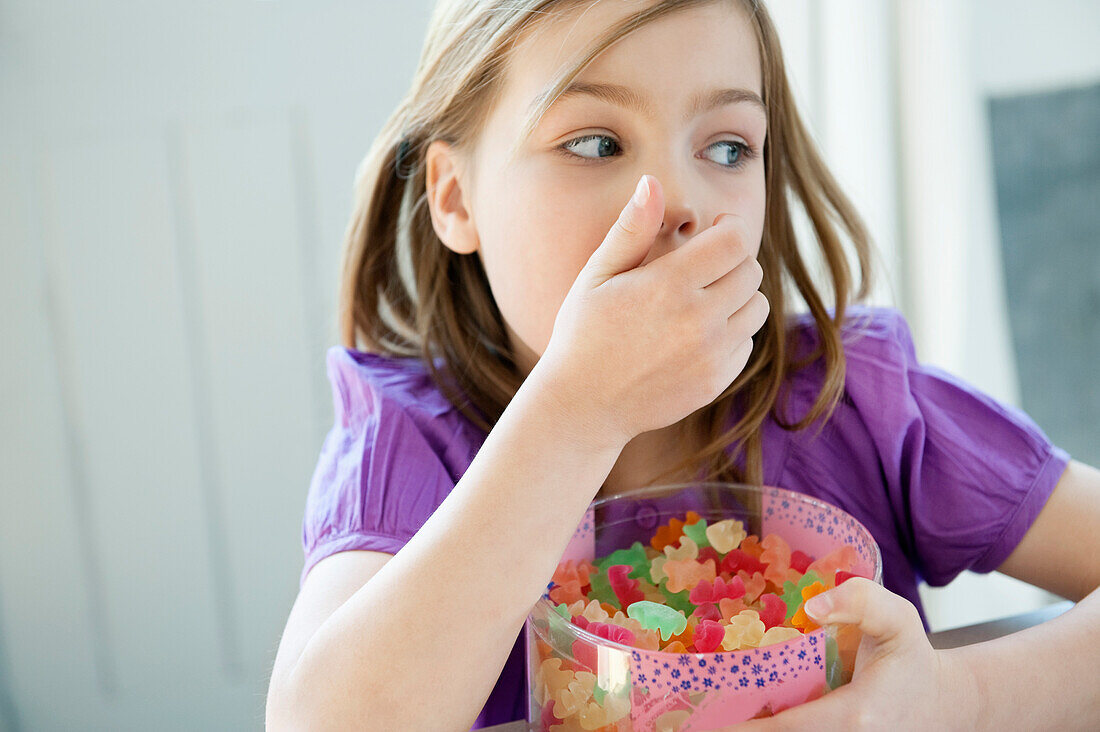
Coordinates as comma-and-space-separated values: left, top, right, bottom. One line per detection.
534, 174, 769, 447
730, 578, 977, 731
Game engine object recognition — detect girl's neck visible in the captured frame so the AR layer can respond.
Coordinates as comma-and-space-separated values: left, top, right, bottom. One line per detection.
597, 420, 705, 499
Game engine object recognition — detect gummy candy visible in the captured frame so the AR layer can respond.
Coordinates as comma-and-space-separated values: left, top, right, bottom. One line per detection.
780, 571, 823, 621
596, 542, 649, 579
681, 518, 710, 548
650, 511, 702, 552
737, 570, 766, 603
606, 564, 645, 609
693, 619, 726, 653
806, 545, 858, 581
688, 574, 746, 605
757, 592, 786, 630
790, 581, 828, 632
663, 557, 716, 594
704, 518, 747, 553
543, 508, 867, 659
790, 550, 814, 574
664, 536, 699, 562
739, 535, 764, 558
835, 569, 863, 586
758, 625, 802, 647
720, 549, 767, 576
722, 609, 766, 651
626, 600, 689, 641
760, 534, 792, 587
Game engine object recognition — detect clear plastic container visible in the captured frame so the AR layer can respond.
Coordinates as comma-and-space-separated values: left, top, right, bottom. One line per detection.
525, 482, 883, 731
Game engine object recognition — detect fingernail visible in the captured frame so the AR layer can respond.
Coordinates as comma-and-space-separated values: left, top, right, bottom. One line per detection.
632, 175, 650, 206
804, 593, 832, 620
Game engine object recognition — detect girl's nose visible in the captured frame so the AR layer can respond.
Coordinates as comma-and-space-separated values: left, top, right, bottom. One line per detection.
658, 191, 700, 244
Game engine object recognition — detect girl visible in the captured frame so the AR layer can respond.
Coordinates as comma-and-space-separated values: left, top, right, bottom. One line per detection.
266, 0, 1100, 729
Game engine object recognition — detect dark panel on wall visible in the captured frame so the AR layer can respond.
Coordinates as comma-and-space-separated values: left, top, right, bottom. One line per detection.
989, 81, 1100, 469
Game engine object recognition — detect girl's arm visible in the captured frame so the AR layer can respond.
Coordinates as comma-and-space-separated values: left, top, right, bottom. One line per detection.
267, 366, 628, 731
952, 458, 1100, 728
734, 459, 1100, 731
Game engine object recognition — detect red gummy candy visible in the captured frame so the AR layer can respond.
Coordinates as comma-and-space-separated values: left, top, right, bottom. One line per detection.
721, 549, 767, 576
572, 615, 590, 630
571, 638, 597, 671
542, 698, 563, 728
688, 575, 746, 604
790, 550, 815, 574
692, 620, 726, 653
698, 546, 722, 565
835, 570, 863, 585
587, 621, 636, 646
691, 602, 723, 623
607, 564, 645, 609
757, 592, 786, 630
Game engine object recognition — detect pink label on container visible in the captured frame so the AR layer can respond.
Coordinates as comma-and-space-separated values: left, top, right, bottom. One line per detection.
627, 633, 827, 731
558, 504, 596, 564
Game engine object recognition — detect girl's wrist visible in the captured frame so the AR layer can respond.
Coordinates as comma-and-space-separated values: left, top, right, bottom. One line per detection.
938, 647, 984, 730
520, 355, 633, 454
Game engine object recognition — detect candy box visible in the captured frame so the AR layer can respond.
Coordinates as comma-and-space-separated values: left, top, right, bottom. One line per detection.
524, 482, 882, 731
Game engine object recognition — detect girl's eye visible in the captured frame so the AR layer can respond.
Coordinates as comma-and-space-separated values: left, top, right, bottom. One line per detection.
701, 140, 757, 170
556, 134, 757, 171
558, 134, 621, 160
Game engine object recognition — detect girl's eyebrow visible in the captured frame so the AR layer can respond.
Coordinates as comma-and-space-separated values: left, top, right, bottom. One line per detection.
537, 80, 768, 123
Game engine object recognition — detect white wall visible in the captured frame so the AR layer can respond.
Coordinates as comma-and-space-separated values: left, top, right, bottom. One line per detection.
0, 2, 435, 729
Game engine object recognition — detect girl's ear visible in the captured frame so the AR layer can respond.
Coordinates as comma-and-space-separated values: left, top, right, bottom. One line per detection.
425, 139, 480, 255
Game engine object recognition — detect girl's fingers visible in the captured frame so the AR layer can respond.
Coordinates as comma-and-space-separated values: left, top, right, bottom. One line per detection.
667, 213, 752, 289
705, 255, 763, 318
727, 290, 770, 342
804, 577, 924, 647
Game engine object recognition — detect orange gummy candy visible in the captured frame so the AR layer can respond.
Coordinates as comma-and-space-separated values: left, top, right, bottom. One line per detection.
739, 534, 765, 558
791, 581, 827, 632
737, 570, 767, 603
650, 511, 703, 552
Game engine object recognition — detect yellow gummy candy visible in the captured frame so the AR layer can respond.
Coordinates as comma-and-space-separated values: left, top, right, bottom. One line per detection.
664, 535, 699, 562
554, 679, 593, 718
705, 518, 747, 554
663, 558, 717, 594
759, 626, 803, 647
578, 693, 630, 729
721, 609, 766, 651
580, 599, 610, 623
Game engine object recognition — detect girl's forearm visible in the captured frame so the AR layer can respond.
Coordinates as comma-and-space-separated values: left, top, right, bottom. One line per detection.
282, 367, 625, 731
948, 585, 1100, 730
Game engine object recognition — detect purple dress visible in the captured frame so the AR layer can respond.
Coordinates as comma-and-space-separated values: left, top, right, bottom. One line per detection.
299, 306, 1070, 728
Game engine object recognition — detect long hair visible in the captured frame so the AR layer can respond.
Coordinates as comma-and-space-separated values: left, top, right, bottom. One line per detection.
338, 0, 874, 490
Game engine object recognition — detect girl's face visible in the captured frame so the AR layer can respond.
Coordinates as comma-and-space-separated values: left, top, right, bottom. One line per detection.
428, 0, 767, 377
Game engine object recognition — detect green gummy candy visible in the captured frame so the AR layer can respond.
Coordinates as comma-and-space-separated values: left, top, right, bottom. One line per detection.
825, 634, 842, 689
553, 603, 570, 619
592, 683, 608, 705
681, 518, 710, 549
626, 600, 688, 641
587, 570, 621, 610
596, 541, 649, 579
780, 570, 826, 620
658, 583, 697, 616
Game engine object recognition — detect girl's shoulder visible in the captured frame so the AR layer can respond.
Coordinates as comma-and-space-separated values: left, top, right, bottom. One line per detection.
783, 304, 919, 387
323, 345, 462, 426
785, 304, 914, 357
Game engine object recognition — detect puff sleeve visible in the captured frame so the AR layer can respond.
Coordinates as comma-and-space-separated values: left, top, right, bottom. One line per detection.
838, 307, 1071, 587
299, 346, 482, 588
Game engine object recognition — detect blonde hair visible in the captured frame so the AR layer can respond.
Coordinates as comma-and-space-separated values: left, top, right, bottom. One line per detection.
338, 0, 873, 489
